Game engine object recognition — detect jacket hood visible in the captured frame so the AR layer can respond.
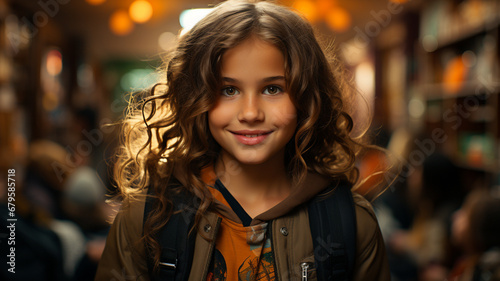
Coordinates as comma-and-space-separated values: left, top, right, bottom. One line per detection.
199, 165, 334, 226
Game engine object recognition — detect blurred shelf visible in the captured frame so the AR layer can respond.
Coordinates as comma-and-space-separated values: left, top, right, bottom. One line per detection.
419, 82, 500, 100
403, 0, 500, 188
432, 17, 500, 51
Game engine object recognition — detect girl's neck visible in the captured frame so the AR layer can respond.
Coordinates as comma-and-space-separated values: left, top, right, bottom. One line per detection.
214, 152, 292, 216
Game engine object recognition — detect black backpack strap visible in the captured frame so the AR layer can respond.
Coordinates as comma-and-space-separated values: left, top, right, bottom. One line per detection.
308, 181, 357, 281
144, 184, 198, 281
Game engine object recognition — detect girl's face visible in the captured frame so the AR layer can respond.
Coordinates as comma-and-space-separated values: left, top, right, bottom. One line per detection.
208, 36, 297, 166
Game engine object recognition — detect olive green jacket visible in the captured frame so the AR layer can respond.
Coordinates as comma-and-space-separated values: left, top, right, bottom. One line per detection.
95, 176, 390, 281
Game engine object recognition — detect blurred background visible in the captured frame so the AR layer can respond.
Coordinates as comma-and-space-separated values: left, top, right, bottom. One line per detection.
0, 0, 499, 280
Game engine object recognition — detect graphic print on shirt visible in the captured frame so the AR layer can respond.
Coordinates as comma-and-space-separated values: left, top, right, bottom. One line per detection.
207, 238, 275, 281
238, 239, 275, 281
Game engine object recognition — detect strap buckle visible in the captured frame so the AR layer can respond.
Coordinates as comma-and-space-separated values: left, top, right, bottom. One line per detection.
159, 260, 177, 269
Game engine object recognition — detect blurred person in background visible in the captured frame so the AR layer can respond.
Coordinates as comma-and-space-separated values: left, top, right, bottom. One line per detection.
448, 188, 500, 281
62, 165, 114, 281
394, 152, 463, 281
0, 139, 83, 281
375, 147, 464, 281
372, 128, 417, 281
1, 138, 112, 280
60, 106, 118, 280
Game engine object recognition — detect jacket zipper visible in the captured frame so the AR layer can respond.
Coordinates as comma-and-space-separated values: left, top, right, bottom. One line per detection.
301, 262, 310, 281
269, 221, 280, 281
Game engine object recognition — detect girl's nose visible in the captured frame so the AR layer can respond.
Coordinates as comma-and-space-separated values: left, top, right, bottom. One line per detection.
237, 93, 264, 123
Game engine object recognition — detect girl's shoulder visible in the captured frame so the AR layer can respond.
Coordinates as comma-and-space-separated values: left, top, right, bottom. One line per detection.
351, 192, 388, 268
352, 192, 378, 224
351, 192, 380, 240
96, 192, 149, 280
111, 192, 148, 240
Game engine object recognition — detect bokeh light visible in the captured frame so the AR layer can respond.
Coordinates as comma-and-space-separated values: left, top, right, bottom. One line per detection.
422, 35, 438, 52
179, 8, 214, 30
86, 0, 106, 5
316, 0, 335, 17
120, 69, 161, 91
129, 0, 153, 24
409, 97, 426, 119
462, 50, 477, 68
443, 56, 467, 94
355, 61, 375, 99
292, 0, 319, 23
325, 7, 351, 32
109, 10, 134, 36
46, 49, 62, 76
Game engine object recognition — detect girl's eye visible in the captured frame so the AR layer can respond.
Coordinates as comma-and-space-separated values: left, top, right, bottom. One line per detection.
263, 85, 283, 95
221, 87, 239, 97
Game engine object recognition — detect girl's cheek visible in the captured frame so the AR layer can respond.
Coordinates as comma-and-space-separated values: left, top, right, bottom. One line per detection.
208, 101, 233, 125
270, 104, 297, 127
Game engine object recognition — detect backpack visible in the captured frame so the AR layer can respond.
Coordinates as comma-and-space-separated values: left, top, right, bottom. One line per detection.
144, 181, 357, 281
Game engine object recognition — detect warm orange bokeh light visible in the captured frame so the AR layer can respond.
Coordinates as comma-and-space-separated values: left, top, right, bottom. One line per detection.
325, 7, 352, 32
292, 0, 319, 23
443, 56, 467, 94
86, 0, 106, 5
46, 49, 62, 76
316, 0, 335, 17
129, 0, 153, 23
109, 10, 134, 36
390, 0, 408, 3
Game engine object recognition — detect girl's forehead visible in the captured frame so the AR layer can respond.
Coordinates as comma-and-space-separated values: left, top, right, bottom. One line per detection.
220, 37, 285, 78
223, 36, 281, 59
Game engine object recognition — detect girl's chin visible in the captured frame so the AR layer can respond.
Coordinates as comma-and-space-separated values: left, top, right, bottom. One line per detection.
227, 152, 271, 166
233, 156, 267, 166
219, 146, 285, 167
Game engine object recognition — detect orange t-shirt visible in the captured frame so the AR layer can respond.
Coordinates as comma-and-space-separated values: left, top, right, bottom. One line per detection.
206, 181, 276, 281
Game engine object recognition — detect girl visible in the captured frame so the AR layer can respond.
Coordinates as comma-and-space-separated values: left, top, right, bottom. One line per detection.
96, 0, 390, 280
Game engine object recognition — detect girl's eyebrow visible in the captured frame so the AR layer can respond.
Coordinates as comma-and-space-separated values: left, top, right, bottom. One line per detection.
263, 76, 286, 82
222, 76, 286, 83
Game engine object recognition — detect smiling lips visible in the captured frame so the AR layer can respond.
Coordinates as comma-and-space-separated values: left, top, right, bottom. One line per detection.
230, 130, 273, 145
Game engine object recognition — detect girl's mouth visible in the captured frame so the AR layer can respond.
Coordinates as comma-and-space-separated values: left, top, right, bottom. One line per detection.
230, 130, 273, 145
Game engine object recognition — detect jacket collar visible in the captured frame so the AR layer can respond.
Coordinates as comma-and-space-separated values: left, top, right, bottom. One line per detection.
200, 165, 333, 226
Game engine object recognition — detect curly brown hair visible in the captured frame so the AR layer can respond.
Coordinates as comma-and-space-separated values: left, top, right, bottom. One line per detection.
113, 0, 374, 270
